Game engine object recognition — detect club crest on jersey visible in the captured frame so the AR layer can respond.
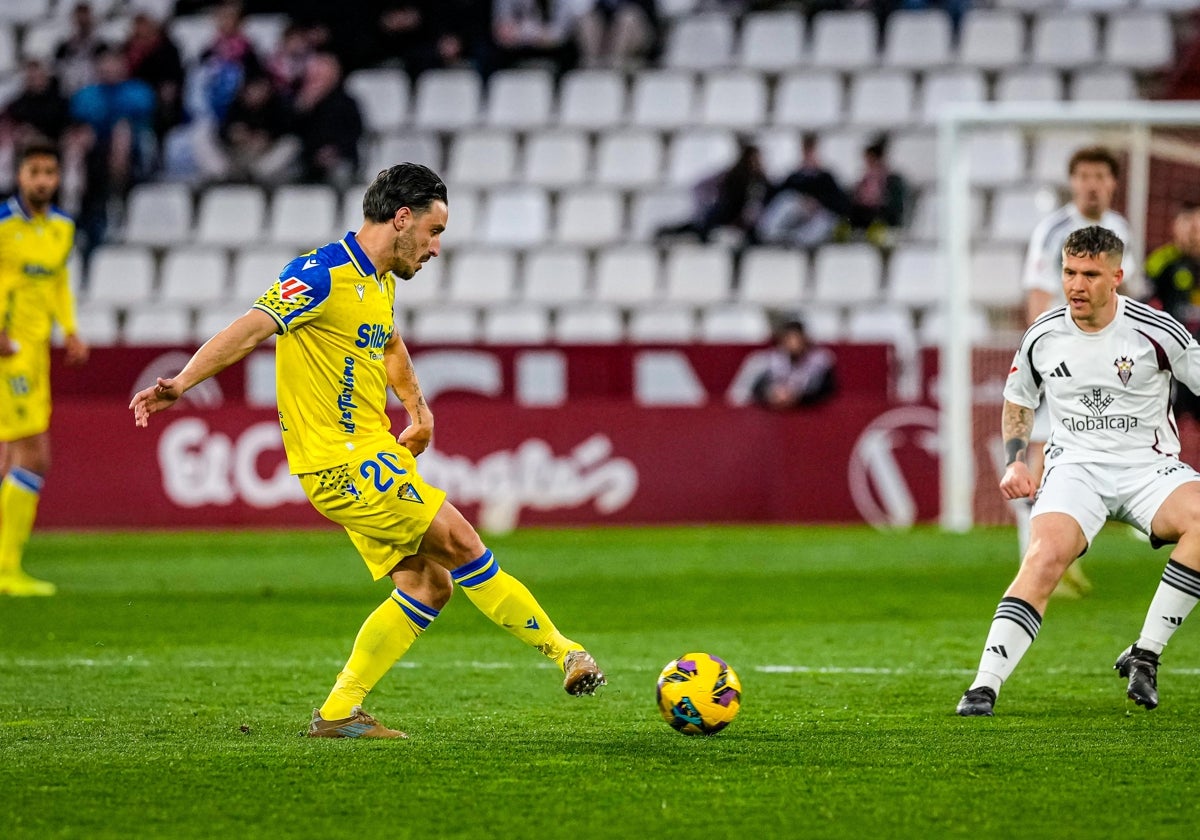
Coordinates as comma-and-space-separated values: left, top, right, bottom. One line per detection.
1114, 355, 1134, 386
396, 482, 423, 504
280, 277, 312, 302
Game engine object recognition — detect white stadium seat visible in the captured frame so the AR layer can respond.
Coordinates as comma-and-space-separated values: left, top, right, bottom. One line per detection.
479, 188, 549, 247
738, 11, 804, 71
989, 184, 1061, 243
995, 68, 1064, 103
73, 305, 121, 346
738, 248, 808, 307
555, 188, 624, 246
697, 72, 767, 129
594, 248, 660, 304
523, 249, 590, 305
663, 12, 735, 70
409, 306, 480, 344
1071, 68, 1137, 102
630, 70, 696, 129
920, 70, 986, 124
812, 244, 883, 304
522, 132, 590, 187
445, 248, 518, 304
1031, 12, 1100, 69
887, 244, 942, 309
484, 68, 554, 129
595, 130, 663, 188
957, 10, 1025, 70
556, 69, 626, 129
810, 10, 877, 70
482, 305, 551, 344
447, 130, 517, 188
553, 305, 624, 344
122, 306, 193, 346
123, 182, 193, 246
413, 69, 482, 131
967, 128, 1026, 187
158, 248, 229, 305
269, 184, 338, 248
773, 71, 843, 130
665, 129, 737, 187
970, 244, 1025, 308
230, 247, 294, 302
663, 244, 733, 304
699, 305, 771, 344
628, 306, 698, 343
1105, 11, 1174, 70
345, 68, 409, 134
882, 10, 953, 68
847, 70, 915, 128
196, 185, 266, 246
366, 132, 442, 176
85, 246, 156, 306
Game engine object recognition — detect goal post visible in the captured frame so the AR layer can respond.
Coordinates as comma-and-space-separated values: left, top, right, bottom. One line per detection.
936, 101, 1200, 532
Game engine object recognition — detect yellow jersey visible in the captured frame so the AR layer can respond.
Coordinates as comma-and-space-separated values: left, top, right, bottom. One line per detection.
253, 232, 399, 474
0, 196, 77, 346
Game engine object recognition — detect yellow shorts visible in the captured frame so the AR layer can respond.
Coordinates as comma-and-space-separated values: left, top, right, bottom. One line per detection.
0, 341, 51, 441
298, 442, 447, 580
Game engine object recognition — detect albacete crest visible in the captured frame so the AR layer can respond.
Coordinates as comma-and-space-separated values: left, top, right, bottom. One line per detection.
1114, 355, 1134, 386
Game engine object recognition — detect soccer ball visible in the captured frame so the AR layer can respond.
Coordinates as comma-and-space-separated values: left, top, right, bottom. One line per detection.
656, 652, 742, 736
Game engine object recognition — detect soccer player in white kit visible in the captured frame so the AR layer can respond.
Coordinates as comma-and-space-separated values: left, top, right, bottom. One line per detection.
1017, 146, 1136, 597
957, 226, 1200, 716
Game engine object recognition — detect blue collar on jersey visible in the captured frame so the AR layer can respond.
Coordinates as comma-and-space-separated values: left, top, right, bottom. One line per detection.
341, 230, 376, 277
9, 195, 32, 221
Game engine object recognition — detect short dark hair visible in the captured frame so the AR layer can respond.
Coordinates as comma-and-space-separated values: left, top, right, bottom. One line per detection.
1068, 145, 1119, 179
362, 162, 448, 223
18, 141, 59, 166
1063, 225, 1124, 263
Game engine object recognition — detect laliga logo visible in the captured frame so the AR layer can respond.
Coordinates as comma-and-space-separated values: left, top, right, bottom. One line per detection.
848, 407, 940, 529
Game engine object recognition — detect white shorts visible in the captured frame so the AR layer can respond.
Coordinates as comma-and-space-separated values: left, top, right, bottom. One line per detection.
1033, 460, 1200, 549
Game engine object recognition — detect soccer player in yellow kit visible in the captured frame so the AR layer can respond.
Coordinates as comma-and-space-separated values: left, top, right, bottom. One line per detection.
0, 143, 88, 597
130, 163, 605, 738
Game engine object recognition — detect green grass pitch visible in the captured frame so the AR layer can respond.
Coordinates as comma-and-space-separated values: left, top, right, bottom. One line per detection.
3, 524, 1200, 838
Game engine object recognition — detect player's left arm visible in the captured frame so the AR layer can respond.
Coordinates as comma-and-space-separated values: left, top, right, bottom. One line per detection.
384, 325, 433, 455
53, 263, 88, 365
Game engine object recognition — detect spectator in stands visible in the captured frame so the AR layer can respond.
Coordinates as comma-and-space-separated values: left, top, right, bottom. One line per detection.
54, 2, 103, 98
124, 12, 186, 142
194, 72, 300, 186
188, 0, 264, 123
0, 60, 71, 196
751, 319, 837, 410
1145, 203, 1200, 337
424, 0, 499, 78
367, 1, 444, 78
656, 141, 770, 245
756, 132, 850, 249
575, 0, 660, 70
292, 53, 363, 189
492, 0, 588, 76
68, 45, 157, 257
267, 23, 318, 102
846, 135, 908, 246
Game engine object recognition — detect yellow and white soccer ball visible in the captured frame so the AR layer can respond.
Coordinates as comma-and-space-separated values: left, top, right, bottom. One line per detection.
656, 652, 742, 736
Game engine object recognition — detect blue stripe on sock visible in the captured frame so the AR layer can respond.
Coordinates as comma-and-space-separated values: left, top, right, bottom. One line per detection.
390, 589, 440, 630
450, 549, 499, 587
8, 467, 43, 494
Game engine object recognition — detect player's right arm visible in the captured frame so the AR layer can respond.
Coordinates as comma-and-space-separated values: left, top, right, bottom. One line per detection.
129, 308, 277, 426
999, 399, 1038, 500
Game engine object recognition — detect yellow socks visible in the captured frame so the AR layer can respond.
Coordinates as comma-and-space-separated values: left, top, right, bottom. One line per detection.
0, 468, 43, 577
451, 550, 579, 668
319, 589, 440, 721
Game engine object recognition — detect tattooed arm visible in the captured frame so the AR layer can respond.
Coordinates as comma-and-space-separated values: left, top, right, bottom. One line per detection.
999, 400, 1038, 500
385, 325, 434, 455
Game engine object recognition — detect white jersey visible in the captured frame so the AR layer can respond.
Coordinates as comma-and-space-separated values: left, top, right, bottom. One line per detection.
1005, 296, 1200, 465
1022, 203, 1136, 300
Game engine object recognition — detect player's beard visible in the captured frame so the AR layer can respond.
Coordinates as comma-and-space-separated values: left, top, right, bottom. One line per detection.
392, 228, 420, 280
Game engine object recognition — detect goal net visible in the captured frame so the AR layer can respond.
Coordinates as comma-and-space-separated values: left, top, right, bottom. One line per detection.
936, 102, 1200, 531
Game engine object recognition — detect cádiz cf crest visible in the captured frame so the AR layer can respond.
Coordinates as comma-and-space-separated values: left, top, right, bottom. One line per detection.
1114, 355, 1134, 386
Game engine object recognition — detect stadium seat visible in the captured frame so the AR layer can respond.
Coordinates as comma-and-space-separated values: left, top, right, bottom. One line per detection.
1066, 0, 1131, 9
553, 305, 624, 344
755, 127, 802, 182
907, 187, 985, 241
795, 306, 845, 342
810, 10, 877, 71
630, 70, 697, 129
268, 184, 338, 248
122, 305, 193, 346
345, 68, 409, 134
0, 25, 18, 74
158, 248, 230, 305
484, 68, 554, 129
812, 244, 883, 304
1105, 12, 1174, 70
882, 10, 953, 68
481, 304, 551, 344
970, 244, 1025, 308
1071, 68, 1137, 102
445, 248, 518, 304
956, 9, 1025, 70
1031, 12, 1099, 69
396, 250, 446, 307
697, 72, 768, 129
663, 244, 733, 305
479, 187, 549, 247
920, 70, 986, 124
846, 305, 917, 350
556, 69, 626, 129
737, 247, 808, 307
366, 132, 442, 176
413, 69, 482, 131
658, 0, 701, 15
989, 184, 1060, 243
554, 188, 624, 246
0, 0, 50, 25
193, 304, 255, 343
440, 189, 480, 249
819, 128, 869, 186
848, 70, 915, 128
522, 131, 590, 187
886, 244, 942, 309
447, 130, 517, 188
629, 187, 693, 240
85, 246, 156, 306
167, 14, 217, 64
994, 68, 1064, 103
594, 247, 660, 304
523, 248, 590, 304
230, 247, 294, 302
966, 129, 1026, 186
196, 185, 267, 246
241, 13, 288, 56
699, 305, 771, 344
629, 307, 698, 343
594, 130, 663, 188
123, 182, 193, 246
737, 10, 805, 72
19, 17, 68, 61
665, 129, 737, 187
918, 305, 990, 347
773, 71, 844, 129
887, 130, 938, 188
409, 306, 480, 344
1030, 129, 1100, 183
663, 12, 735, 70
73, 305, 121, 346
